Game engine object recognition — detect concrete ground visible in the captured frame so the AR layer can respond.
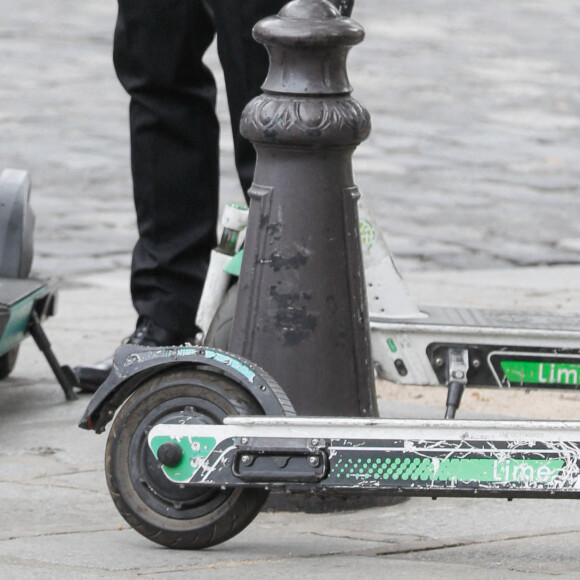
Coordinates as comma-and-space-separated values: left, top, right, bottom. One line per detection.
1, 0, 580, 578
2, 267, 580, 579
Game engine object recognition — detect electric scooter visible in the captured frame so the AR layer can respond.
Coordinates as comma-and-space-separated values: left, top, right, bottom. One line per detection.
79, 338, 580, 550
0, 168, 77, 399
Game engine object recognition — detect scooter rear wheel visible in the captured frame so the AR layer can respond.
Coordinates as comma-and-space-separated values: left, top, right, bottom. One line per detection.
105, 368, 268, 549
0, 346, 19, 380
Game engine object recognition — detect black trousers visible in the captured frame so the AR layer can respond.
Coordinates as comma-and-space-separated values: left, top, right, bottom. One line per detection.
113, 0, 286, 336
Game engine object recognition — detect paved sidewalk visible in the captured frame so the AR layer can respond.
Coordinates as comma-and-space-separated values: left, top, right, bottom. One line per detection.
2, 267, 580, 578
1, 0, 580, 577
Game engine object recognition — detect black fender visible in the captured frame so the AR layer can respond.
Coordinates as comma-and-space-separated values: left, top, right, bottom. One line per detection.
79, 344, 295, 433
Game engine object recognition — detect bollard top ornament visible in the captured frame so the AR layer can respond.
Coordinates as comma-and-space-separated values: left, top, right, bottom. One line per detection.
241, 0, 370, 147
254, 0, 365, 95
254, 0, 364, 47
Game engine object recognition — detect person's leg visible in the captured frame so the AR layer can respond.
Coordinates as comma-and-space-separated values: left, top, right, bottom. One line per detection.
74, 0, 220, 389
210, 0, 288, 196
115, 0, 219, 338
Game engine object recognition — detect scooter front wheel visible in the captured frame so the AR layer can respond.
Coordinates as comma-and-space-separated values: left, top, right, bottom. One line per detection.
205, 283, 238, 350
105, 368, 268, 549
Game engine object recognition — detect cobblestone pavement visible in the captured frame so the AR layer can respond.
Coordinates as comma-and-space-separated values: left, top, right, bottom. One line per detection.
3, 4, 580, 576
1, 0, 580, 279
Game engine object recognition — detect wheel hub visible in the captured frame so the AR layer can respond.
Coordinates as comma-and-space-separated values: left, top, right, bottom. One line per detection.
130, 403, 231, 517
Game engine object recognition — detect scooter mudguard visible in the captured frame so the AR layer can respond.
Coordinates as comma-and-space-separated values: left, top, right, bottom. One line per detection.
79, 344, 295, 433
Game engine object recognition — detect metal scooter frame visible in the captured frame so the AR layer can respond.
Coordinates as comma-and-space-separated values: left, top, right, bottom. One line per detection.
148, 415, 580, 500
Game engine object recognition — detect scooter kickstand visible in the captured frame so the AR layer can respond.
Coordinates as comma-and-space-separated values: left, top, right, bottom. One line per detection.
444, 347, 469, 419
28, 310, 78, 400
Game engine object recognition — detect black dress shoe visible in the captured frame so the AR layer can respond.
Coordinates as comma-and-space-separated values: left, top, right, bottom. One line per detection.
74, 316, 190, 393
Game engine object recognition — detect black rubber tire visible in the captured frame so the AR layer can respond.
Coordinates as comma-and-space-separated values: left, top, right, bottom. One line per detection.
0, 346, 19, 380
105, 368, 269, 549
205, 283, 238, 350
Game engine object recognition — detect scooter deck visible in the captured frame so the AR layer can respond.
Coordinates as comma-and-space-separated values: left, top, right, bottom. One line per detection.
148, 416, 580, 499
370, 305, 580, 388
371, 305, 580, 335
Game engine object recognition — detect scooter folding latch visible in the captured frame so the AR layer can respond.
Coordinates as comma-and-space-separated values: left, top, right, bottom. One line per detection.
445, 347, 469, 419
233, 437, 329, 483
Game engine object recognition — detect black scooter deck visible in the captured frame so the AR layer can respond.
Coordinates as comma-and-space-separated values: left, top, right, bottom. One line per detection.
0, 277, 51, 356
0, 277, 49, 307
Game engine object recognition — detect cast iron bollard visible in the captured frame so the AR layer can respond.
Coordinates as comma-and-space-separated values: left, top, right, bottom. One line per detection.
229, 0, 377, 417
